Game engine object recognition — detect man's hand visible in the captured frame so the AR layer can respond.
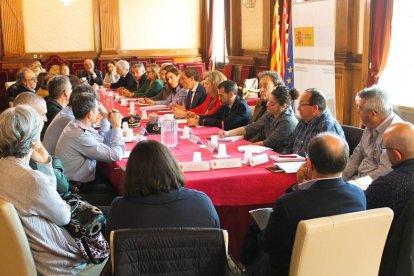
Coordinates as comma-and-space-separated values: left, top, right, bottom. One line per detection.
108, 111, 122, 129
297, 162, 311, 183
187, 117, 199, 127
218, 130, 229, 138
98, 102, 109, 118
173, 108, 187, 119
31, 142, 50, 164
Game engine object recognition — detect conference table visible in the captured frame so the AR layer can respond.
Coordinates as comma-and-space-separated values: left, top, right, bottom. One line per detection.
98, 96, 298, 260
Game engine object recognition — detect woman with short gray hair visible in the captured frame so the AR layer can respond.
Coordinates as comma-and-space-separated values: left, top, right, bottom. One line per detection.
0, 105, 87, 275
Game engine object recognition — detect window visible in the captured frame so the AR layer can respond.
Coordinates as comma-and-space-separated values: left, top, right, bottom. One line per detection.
378, 0, 414, 107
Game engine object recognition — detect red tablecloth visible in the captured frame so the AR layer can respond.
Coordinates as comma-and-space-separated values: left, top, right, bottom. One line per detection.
99, 100, 297, 259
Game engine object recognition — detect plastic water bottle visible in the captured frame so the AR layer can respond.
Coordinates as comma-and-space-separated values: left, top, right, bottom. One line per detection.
161, 114, 178, 147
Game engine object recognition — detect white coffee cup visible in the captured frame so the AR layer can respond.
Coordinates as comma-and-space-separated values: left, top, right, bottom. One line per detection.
193, 152, 202, 162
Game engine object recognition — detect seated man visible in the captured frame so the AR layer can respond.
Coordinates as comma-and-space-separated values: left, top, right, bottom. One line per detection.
283, 88, 345, 157
42, 75, 72, 138
219, 85, 298, 153
365, 122, 414, 223
187, 80, 252, 130
173, 67, 206, 110
7, 67, 37, 106
77, 59, 103, 86
55, 93, 125, 204
43, 84, 98, 154
242, 133, 366, 276
343, 86, 403, 184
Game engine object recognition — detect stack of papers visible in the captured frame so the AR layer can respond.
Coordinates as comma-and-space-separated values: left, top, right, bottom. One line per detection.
274, 161, 305, 173
269, 154, 306, 163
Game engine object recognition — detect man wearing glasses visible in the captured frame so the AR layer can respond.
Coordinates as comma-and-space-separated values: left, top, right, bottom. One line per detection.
7, 67, 37, 106
283, 88, 344, 157
342, 86, 403, 185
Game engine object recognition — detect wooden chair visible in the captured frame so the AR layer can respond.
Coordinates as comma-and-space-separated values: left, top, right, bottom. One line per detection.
106, 228, 245, 276
289, 208, 394, 276
0, 198, 37, 276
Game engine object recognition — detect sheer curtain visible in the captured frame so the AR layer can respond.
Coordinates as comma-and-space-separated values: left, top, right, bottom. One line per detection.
207, 0, 227, 71
378, 0, 414, 107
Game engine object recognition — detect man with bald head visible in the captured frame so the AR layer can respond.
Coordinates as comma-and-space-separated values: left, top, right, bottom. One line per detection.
243, 133, 366, 275
366, 122, 414, 221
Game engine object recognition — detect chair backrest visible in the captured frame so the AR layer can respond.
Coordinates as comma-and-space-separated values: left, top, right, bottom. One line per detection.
289, 208, 393, 276
341, 124, 364, 155
0, 198, 37, 275
110, 228, 229, 276
5, 81, 16, 90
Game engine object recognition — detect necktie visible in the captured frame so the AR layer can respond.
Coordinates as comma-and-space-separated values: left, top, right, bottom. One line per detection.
187, 90, 194, 109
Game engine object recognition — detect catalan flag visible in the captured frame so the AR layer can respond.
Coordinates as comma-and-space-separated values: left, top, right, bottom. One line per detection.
284, 17, 294, 89
270, 0, 290, 79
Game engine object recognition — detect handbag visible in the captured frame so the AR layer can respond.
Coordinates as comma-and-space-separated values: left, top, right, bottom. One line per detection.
62, 193, 110, 263
63, 193, 106, 237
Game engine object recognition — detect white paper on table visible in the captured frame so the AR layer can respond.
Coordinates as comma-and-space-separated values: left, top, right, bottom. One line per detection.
139, 105, 168, 111
122, 151, 131, 159
269, 154, 307, 163
209, 135, 243, 142
275, 161, 305, 173
238, 145, 271, 154
176, 119, 188, 124
249, 153, 269, 167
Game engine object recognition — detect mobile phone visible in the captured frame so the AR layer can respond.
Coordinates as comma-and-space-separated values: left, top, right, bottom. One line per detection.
265, 166, 284, 173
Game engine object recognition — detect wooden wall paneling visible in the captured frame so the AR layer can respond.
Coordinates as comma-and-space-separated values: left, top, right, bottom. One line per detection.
99, 0, 120, 57
229, 1, 241, 56
0, 0, 24, 57
200, 0, 208, 60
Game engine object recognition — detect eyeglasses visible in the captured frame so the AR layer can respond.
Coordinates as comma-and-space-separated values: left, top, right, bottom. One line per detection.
25, 78, 37, 82
298, 103, 313, 107
380, 144, 397, 151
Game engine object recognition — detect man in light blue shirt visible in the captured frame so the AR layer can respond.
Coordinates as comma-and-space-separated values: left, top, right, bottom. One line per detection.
56, 93, 124, 187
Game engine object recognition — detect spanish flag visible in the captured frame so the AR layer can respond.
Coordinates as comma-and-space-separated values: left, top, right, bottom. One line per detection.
270, 0, 290, 79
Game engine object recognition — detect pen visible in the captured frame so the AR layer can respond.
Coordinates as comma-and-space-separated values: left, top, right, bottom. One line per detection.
221, 121, 224, 131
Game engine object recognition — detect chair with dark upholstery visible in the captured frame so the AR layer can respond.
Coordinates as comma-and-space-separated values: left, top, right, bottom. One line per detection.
107, 228, 245, 276
341, 124, 364, 155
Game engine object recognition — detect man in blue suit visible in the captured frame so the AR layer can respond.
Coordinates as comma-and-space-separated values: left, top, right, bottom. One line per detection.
242, 132, 367, 276
187, 80, 252, 130
180, 67, 206, 110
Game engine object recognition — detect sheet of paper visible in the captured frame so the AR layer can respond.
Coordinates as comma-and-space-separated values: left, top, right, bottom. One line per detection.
209, 135, 244, 142
269, 154, 306, 163
237, 145, 271, 154
139, 105, 168, 111
275, 161, 305, 173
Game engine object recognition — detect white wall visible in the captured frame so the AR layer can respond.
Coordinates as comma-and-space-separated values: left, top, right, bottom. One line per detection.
119, 0, 200, 50
23, 0, 95, 53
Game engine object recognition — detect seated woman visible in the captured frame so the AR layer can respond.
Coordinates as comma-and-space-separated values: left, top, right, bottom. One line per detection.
173, 70, 226, 119
148, 64, 175, 102
102, 60, 120, 85
106, 140, 220, 236
140, 67, 188, 107
133, 63, 163, 98
0, 105, 87, 275
219, 85, 299, 153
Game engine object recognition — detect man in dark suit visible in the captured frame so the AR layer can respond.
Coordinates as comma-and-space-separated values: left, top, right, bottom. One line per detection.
242, 132, 367, 276
7, 67, 37, 106
187, 80, 252, 130
77, 59, 103, 86
180, 68, 206, 110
